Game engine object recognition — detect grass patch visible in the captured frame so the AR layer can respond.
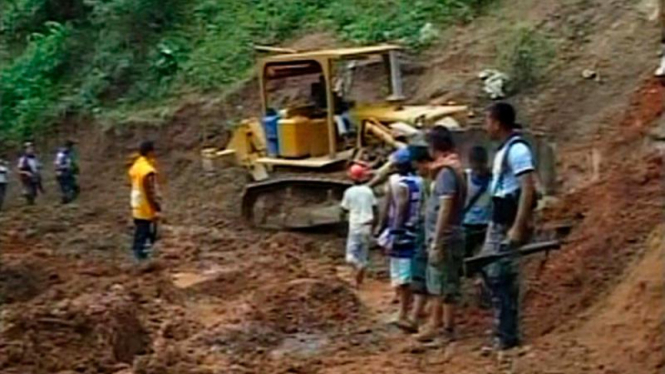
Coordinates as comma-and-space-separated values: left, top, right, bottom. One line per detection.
497, 26, 556, 92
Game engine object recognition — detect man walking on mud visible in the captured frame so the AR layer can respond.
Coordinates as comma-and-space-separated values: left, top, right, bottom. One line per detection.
17, 142, 44, 205
54, 140, 80, 204
129, 141, 162, 263
341, 163, 377, 288
481, 103, 537, 352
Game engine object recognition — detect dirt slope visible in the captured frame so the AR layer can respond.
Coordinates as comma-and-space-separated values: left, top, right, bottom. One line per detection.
523, 78, 664, 338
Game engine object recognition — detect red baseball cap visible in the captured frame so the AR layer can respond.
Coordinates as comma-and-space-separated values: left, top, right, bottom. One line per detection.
348, 164, 370, 182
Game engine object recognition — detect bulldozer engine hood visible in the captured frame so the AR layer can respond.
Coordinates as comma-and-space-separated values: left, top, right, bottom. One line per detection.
351, 104, 468, 128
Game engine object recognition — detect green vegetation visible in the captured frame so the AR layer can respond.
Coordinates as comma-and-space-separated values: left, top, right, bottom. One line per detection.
0, 0, 492, 142
498, 26, 555, 92
0, 22, 70, 139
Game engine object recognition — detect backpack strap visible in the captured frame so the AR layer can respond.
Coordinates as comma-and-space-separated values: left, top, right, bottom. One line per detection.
18, 156, 31, 172
399, 175, 423, 229
493, 136, 534, 196
442, 166, 467, 215
389, 175, 411, 230
463, 172, 490, 216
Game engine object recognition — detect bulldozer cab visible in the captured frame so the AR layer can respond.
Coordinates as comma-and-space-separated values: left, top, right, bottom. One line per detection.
255, 45, 405, 169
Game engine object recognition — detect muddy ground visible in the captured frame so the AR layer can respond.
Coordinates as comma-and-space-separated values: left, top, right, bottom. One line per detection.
1, 0, 664, 373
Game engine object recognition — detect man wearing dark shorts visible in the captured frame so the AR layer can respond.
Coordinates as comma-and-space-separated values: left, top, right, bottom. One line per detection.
415, 126, 466, 343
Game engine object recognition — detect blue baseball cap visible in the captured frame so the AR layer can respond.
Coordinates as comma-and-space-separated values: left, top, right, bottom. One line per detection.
391, 148, 411, 165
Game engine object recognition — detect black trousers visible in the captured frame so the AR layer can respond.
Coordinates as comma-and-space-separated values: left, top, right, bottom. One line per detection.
57, 172, 80, 204
22, 180, 38, 205
132, 219, 157, 261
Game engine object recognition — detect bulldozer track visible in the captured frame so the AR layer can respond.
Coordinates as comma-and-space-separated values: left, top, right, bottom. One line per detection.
241, 177, 353, 229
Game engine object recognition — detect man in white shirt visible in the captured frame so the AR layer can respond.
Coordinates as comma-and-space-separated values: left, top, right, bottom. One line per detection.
341, 164, 378, 288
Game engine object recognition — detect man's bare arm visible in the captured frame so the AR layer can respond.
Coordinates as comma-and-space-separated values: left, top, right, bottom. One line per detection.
376, 184, 392, 232
340, 207, 348, 221
393, 185, 409, 229
510, 172, 535, 243
432, 196, 454, 251
368, 161, 393, 188
144, 173, 162, 214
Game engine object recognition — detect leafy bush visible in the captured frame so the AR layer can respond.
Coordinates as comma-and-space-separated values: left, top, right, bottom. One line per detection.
251, 0, 330, 43
325, 0, 473, 48
0, 22, 71, 140
182, 0, 328, 89
498, 26, 555, 91
85, 0, 183, 44
0, 0, 187, 141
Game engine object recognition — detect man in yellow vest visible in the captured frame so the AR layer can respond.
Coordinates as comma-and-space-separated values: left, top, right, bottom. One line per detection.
129, 141, 162, 262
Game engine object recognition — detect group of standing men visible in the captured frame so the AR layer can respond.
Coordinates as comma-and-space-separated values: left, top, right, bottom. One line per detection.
341, 102, 537, 352
0, 141, 80, 211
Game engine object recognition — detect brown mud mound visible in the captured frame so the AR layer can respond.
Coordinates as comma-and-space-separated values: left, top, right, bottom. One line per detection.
250, 277, 362, 334
0, 288, 150, 374
132, 341, 217, 374
242, 233, 329, 288
0, 263, 55, 304
190, 278, 362, 371
178, 232, 322, 299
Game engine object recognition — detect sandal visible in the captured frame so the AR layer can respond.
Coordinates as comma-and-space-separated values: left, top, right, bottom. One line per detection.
394, 319, 419, 334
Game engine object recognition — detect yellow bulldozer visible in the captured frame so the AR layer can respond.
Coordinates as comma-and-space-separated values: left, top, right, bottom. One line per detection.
203, 44, 556, 230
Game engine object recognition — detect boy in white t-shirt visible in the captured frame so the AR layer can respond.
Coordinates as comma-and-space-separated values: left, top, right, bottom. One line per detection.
341, 164, 378, 288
